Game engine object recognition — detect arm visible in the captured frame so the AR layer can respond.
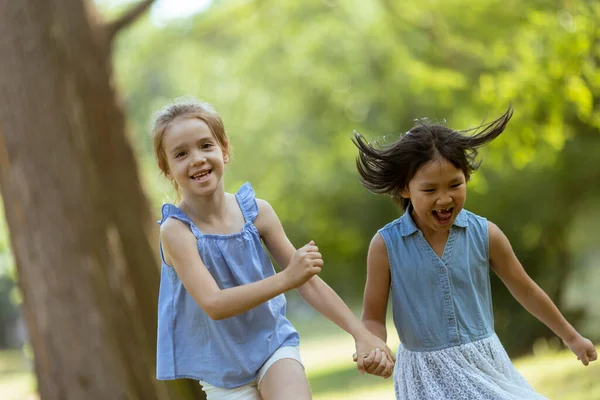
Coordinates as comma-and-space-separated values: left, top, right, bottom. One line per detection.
488, 221, 597, 366
255, 199, 394, 377
361, 233, 391, 343
160, 217, 320, 320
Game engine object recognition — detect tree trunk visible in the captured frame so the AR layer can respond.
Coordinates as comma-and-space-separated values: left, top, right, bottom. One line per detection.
0, 1, 204, 399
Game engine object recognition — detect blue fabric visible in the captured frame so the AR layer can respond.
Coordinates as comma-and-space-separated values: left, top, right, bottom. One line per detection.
156, 182, 299, 388
379, 206, 494, 351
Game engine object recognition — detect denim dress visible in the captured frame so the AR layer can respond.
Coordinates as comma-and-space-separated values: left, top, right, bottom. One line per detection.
379, 206, 547, 399
156, 182, 299, 388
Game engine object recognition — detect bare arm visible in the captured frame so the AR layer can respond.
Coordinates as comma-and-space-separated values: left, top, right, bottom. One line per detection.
255, 199, 394, 376
488, 221, 597, 365
361, 233, 391, 343
160, 217, 319, 320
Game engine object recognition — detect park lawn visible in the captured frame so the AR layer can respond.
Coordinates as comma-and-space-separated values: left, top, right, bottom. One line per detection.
0, 316, 598, 400
0, 350, 36, 400
296, 315, 599, 400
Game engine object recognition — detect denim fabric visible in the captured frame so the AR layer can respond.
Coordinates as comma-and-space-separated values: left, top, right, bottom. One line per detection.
156, 182, 299, 388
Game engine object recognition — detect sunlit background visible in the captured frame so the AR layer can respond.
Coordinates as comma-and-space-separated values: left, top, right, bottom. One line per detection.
1, 0, 599, 398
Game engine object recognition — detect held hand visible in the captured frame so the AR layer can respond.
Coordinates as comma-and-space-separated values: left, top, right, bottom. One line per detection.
353, 333, 395, 378
564, 335, 598, 366
283, 241, 323, 289
354, 347, 394, 379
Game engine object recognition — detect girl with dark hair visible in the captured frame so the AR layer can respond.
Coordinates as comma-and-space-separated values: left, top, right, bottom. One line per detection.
353, 106, 596, 399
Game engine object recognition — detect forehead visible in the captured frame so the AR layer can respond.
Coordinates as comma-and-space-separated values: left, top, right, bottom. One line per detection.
412, 157, 465, 183
163, 117, 214, 150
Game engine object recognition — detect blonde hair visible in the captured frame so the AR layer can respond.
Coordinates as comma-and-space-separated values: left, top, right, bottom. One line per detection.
151, 97, 229, 193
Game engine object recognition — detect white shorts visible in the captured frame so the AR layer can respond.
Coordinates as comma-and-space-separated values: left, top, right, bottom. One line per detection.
199, 346, 303, 400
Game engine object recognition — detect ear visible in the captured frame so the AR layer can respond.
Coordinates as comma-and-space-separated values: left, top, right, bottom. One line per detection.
400, 187, 410, 199
223, 152, 230, 164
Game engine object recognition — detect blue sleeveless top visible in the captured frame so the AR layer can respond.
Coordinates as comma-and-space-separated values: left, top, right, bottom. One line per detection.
379, 206, 494, 352
156, 182, 299, 388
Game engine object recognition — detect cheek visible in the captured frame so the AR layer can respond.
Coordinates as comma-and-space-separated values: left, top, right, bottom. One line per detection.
413, 194, 435, 209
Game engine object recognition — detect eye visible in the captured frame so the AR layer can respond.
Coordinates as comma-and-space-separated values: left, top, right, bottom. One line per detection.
422, 189, 435, 193
202, 142, 214, 150
451, 183, 462, 188
174, 151, 187, 158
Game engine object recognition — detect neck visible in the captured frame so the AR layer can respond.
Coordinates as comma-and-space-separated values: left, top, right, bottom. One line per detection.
410, 209, 449, 240
179, 186, 229, 225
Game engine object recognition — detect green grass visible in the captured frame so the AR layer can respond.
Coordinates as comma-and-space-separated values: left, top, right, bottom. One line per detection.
1, 316, 598, 400
294, 313, 599, 400
0, 350, 36, 400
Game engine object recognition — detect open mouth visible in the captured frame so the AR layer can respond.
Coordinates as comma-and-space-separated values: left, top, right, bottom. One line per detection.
190, 170, 211, 183
432, 207, 453, 225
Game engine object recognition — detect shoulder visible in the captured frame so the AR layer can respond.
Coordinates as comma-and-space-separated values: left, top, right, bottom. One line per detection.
459, 209, 490, 239
367, 232, 390, 270
370, 232, 387, 251
461, 208, 488, 225
379, 217, 402, 232
377, 217, 406, 246
160, 217, 195, 244
255, 198, 275, 215
486, 220, 509, 250
254, 198, 281, 235
255, 198, 277, 222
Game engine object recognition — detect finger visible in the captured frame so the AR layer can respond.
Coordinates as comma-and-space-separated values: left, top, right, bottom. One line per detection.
364, 350, 376, 366
363, 351, 376, 373
385, 345, 396, 360
311, 258, 324, 267
304, 245, 319, 253
383, 362, 394, 379
352, 352, 358, 362
356, 353, 366, 374
366, 348, 383, 374
580, 353, 589, 366
308, 252, 322, 259
359, 352, 372, 370
361, 351, 376, 373
589, 348, 598, 362
373, 352, 388, 376
384, 347, 395, 364
386, 365, 394, 379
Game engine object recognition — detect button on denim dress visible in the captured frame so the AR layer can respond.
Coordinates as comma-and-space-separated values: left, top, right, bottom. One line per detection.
380, 206, 547, 399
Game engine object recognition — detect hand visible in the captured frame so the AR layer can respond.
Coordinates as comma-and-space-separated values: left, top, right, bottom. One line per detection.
353, 332, 395, 378
354, 347, 394, 379
283, 241, 323, 289
564, 335, 598, 366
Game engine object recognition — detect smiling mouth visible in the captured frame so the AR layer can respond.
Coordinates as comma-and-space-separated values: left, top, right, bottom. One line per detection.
191, 170, 211, 181
432, 208, 453, 224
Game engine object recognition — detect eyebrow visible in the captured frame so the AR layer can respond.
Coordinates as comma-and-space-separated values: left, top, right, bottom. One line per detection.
419, 177, 464, 186
168, 136, 215, 154
168, 144, 187, 155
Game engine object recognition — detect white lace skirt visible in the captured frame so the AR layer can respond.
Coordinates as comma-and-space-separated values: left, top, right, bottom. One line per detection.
394, 334, 547, 399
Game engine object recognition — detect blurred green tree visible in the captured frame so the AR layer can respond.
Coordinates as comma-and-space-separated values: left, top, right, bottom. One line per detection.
111, 0, 599, 354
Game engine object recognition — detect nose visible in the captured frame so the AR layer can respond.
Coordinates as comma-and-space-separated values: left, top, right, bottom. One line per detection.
190, 151, 206, 167
436, 193, 452, 207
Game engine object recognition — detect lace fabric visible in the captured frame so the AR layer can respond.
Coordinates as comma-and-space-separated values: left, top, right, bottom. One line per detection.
394, 334, 547, 400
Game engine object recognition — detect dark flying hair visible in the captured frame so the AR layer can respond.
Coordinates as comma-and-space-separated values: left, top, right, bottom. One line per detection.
353, 106, 513, 209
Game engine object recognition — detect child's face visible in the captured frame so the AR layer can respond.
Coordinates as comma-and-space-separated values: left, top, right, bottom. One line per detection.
162, 117, 229, 199
401, 156, 466, 234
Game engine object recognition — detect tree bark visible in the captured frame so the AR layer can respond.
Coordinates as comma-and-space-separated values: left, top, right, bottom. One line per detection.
0, 1, 203, 399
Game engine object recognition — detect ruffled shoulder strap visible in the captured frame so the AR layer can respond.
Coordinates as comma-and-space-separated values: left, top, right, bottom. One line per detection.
159, 204, 203, 240
235, 182, 259, 223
